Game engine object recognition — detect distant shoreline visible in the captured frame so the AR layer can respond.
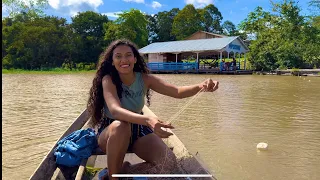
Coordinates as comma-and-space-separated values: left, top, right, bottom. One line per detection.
3, 68, 320, 77
254, 69, 320, 77
2, 69, 96, 74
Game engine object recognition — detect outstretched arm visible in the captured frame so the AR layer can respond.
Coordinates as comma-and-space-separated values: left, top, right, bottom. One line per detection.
143, 74, 219, 99
102, 75, 173, 138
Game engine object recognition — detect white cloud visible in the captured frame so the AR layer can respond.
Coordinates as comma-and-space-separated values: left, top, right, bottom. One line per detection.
102, 11, 123, 18
48, 0, 60, 9
151, 1, 162, 9
241, 7, 248, 11
123, 0, 145, 3
185, 0, 213, 8
48, 0, 103, 16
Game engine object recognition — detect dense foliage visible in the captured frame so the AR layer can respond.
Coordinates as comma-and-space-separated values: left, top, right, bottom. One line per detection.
2, 0, 319, 70
239, 0, 320, 70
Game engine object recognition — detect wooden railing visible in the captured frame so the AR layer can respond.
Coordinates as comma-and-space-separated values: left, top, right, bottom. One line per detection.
147, 62, 197, 71
219, 62, 241, 71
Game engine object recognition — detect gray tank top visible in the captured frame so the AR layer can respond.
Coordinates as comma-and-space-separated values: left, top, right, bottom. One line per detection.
103, 72, 147, 119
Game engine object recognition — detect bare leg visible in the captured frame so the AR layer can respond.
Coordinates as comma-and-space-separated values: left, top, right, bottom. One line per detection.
124, 133, 178, 174
98, 120, 131, 180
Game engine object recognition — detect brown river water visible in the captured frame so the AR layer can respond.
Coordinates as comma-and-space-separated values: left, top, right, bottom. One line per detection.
2, 73, 320, 180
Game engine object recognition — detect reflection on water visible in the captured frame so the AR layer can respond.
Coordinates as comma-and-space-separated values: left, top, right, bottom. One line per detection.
2, 73, 320, 180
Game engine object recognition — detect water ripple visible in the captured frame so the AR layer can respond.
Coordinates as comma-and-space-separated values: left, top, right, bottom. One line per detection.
2, 74, 320, 180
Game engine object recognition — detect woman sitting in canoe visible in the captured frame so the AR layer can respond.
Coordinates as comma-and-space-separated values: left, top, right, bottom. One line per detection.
87, 39, 219, 180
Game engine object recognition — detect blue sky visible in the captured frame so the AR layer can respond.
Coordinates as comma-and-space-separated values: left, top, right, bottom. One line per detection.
3, 0, 312, 26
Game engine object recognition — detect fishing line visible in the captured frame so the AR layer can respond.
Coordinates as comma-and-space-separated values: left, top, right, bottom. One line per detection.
136, 86, 209, 177
152, 83, 224, 178
159, 87, 206, 176
159, 82, 231, 179
167, 87, 205, 124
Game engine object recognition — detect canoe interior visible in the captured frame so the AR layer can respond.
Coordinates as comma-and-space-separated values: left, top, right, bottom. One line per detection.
29, 109, 90, 180
29, 106, 215, 180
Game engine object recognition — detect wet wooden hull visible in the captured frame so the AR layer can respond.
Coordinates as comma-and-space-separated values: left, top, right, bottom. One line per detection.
29, 106, 215, 180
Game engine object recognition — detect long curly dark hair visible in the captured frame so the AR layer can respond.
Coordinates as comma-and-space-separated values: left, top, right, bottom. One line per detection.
87, 39, 151, 127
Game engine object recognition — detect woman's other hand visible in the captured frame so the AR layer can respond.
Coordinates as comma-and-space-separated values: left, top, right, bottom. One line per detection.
200, 78, 219, 92
146, 117, 174, 138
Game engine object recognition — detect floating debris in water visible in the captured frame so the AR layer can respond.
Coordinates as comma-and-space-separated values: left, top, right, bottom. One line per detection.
257, 142, 268, 150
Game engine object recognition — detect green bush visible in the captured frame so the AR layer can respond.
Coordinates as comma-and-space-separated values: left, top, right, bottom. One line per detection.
291, 68, 300, 76
75, 63, 96, 70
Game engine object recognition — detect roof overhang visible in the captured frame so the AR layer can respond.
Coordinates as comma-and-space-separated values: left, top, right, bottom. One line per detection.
139, 36, 249, 54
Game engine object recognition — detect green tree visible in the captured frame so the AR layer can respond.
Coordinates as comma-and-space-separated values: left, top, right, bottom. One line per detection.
146, 14, 159, 43
72, 11, 108, 38
71, 11, 109, 63
308, 0, 320, 30
118, 9, 148, 48
198, 4, 223, 33
104, 9, 148, 48
103, 21, 121, 44
222, 20, 237, 35
239, 0, 319, 70
151, 8, 180, 43
3, 0, 48, 18
221, 20, 247, 39
239, 6, 272, 36
2, 16, 70, 69
172, 4, 202, 40
61, 25, 83, 70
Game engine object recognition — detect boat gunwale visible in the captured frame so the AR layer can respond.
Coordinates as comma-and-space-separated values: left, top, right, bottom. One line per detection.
29, 109, 90, 180
29, 106, 215, 180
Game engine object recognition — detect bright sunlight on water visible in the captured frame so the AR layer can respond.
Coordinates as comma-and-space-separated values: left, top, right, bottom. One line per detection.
2, 73, 320, 180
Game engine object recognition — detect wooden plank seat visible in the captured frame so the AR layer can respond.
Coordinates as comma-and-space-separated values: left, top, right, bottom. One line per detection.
30, 107, 215, 180
74, 146, 176, 180
53, 147, 133, 180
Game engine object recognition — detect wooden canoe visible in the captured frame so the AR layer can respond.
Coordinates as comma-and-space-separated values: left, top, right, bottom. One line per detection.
29, 106, 215, 180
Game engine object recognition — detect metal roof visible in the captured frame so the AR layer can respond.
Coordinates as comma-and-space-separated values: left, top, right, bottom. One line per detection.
188, 30, 228, 38
139, 36, 246, 54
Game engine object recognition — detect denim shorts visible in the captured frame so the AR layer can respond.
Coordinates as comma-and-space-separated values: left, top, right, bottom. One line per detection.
97, 114, 153, 152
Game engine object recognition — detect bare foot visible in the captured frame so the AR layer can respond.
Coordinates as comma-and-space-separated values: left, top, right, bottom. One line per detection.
121, 161, 131, 173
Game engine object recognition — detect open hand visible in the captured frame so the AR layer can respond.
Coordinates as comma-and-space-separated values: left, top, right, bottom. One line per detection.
200, 78, 219, 92
146, 117, 174, 138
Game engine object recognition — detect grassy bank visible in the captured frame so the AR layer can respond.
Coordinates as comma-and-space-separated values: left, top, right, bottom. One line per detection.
2, 68, 96, 74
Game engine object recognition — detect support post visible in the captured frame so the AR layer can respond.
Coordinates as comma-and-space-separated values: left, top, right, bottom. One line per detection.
220, 51, 223, 72
239, 53, 241, 69
244, 53, 246, 70
175, 53, 178, 63
196, 52, 199, 70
